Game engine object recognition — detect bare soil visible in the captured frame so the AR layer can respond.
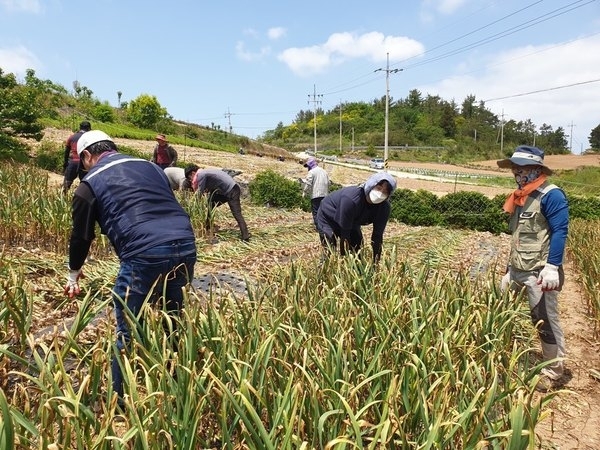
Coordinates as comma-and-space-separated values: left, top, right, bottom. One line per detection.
33, 129, 600, 446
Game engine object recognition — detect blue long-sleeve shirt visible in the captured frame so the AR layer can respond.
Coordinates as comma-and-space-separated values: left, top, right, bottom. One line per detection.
541, 188, 569, 266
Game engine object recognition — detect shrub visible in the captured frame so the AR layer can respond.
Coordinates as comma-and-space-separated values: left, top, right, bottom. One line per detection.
439, 191, 497, 231
93, 103, 115, 123
390, 189, 442, 226
249, 170, 304, 209
34, 139, 63, 172
0, 134, 29, 162
569, 195, 600, 220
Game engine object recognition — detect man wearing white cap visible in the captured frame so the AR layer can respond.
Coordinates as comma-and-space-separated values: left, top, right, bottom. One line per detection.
497, 145, 569, 391
64, 130, 196, 403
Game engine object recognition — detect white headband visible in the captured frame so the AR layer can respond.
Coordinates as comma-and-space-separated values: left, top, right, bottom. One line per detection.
511, 151, 543, 163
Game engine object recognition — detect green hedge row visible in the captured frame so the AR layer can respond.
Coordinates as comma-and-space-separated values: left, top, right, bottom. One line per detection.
389, 189, 600, 233
248, 171, 600, 234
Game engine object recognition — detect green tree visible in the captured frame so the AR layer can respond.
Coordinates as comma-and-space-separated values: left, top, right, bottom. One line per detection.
126, 94, 168, 129
537, 124, 568, 154
589, 123, 600, 150
439, 102, 457, 138
93, 102, 116, 123
0, 68, 44, 160
24, 69, 66, 118
461, 94, 477, 119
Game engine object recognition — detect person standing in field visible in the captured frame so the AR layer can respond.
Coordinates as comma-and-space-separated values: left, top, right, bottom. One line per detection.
316, 172, 396, 262
498, 145, 569, 392
63, 130, 196, 403
185, 165, 250, 242
151, 134, 178, 169
301, 157, 329, 231
62, 120, 91, 194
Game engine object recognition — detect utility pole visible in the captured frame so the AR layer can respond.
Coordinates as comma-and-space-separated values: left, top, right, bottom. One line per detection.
375, 53, 402, 171
339, 100, 343, 154
500, 110, 505, 154
307, 84, 323, 159
569, 121, 575, 153
224, 107, 233, 134
351, 127, 355, 152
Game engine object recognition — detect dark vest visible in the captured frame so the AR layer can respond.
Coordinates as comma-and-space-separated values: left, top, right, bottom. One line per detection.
84, 153, 194, 259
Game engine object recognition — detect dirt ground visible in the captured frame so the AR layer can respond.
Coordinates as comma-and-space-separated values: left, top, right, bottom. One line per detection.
533, 259, 600, 449
35, 128, 600, 446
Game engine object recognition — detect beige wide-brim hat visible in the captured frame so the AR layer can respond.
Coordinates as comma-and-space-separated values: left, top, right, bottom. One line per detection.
497, 145, 553, 175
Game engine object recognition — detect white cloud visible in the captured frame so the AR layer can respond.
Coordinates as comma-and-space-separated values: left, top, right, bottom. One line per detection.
0, 45, 41, 75
421, 0, 468, 15
278, 46, 331, 75
235, 41, 271, 62
418, 34, 600, 151
242, 28, 259, 38
267, 27, 286, 40
278, 31, 424, 76
0, 0, 41, 13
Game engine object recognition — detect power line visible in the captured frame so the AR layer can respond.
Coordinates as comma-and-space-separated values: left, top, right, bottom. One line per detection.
392, 0, 546, 69
402, 0, 596, 71
426, 30, 600, 85
319, 0, 594, 98
482, 78, 600, 102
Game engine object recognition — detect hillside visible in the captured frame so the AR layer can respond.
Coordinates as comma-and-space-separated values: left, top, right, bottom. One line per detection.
40, 127, 599, 199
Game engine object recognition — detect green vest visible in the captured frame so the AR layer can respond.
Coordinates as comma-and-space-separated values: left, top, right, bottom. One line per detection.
509, 183, 558, 272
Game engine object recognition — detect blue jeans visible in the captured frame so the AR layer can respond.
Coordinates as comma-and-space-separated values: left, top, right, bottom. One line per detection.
111, 239, 196, 398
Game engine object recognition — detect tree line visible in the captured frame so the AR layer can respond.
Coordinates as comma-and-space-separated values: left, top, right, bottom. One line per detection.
261, 89, 599, 161
1, 66, 599, 164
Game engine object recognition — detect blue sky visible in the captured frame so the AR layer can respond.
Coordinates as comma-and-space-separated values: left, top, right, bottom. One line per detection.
1, 0, 599, 153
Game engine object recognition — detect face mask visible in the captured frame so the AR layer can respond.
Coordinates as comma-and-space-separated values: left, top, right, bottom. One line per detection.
512, 166, 542, 189
369, 189, 388, 204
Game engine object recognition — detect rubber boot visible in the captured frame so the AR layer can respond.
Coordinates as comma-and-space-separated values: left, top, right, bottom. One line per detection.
540, 341, 563, 380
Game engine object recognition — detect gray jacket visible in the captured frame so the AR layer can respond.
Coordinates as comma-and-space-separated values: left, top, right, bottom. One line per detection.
303, 166, 329, 199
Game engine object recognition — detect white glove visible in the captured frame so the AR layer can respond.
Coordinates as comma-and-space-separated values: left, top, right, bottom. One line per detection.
64, 269, 85, 298
500, 272, 511, 292
537, 264, 560, 291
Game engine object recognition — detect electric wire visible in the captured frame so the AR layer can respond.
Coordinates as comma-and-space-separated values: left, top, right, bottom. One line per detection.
482, 78, 600, 102
320, 0, 594, 97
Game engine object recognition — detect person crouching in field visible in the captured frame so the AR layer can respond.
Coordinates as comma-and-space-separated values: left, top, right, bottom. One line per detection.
64, 130, 196, 404
185, 165, 251, 242
317, 172, 396, 263
498, 145, 569, 392
164, 166, 192, 191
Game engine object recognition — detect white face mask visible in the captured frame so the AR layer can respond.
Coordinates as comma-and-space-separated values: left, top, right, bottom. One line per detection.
369, 189, 388, 204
